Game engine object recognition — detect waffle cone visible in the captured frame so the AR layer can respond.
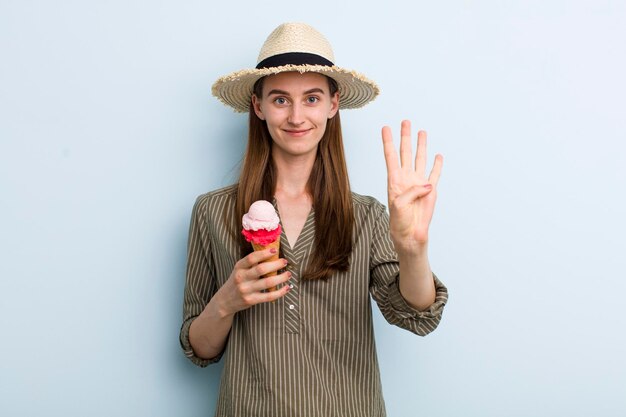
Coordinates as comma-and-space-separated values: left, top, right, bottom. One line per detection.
251, 238, 281, 291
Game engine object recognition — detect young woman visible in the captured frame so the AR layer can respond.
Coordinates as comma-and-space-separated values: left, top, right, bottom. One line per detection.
180, 23, 448, 416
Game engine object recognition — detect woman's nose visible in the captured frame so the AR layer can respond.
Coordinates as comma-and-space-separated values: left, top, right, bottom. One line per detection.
287, 103, 305, 125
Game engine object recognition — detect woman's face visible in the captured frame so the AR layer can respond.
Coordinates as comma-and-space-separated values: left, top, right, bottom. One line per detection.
252, 72, 339, 161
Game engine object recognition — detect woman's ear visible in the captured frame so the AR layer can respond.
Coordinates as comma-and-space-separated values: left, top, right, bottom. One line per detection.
328, 92, 339, 119
252, 94, 265, 120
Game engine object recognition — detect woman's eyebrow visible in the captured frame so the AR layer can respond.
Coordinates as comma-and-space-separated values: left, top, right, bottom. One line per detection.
303, 88, 325, 95
266, 88, 326, 97
267, 89, 290, 96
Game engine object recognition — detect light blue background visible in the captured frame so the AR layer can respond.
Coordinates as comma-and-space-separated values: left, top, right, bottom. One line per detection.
1, 1, 625, 416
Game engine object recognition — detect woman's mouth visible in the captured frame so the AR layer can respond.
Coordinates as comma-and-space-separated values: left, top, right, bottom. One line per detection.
283, 128, 312, 137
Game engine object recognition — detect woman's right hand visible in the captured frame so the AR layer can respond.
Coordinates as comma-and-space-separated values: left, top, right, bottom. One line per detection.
216, 248, 291, 316
189, 248, 290, 360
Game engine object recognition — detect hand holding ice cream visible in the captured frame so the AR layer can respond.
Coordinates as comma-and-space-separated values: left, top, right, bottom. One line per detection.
242, 200, 282, 292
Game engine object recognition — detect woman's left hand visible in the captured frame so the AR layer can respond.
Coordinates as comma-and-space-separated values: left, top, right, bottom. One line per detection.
382, 120, 443, 253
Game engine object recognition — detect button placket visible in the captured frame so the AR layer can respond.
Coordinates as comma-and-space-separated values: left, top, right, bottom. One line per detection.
283, 266, 300, 334
274, 200, 314, 336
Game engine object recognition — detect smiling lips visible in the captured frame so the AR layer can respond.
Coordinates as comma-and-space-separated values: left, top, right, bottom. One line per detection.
283, 128, 312, 137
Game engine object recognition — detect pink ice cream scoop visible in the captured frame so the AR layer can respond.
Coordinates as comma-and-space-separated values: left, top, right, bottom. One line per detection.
242, 200, 282, 245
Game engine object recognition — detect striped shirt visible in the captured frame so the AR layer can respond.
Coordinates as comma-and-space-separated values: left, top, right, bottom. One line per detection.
180, 185, 448, 417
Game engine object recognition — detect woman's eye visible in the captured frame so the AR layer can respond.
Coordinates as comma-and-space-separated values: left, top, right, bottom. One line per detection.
306, 96, 319, 104
274, 97, 287, 105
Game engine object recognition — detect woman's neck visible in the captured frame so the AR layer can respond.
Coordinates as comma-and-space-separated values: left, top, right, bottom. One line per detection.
272, 150, 316, 198
271, 150, 316, 247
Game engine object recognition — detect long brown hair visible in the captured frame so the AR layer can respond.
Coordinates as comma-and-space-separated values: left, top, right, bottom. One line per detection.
235, 75, 354, 280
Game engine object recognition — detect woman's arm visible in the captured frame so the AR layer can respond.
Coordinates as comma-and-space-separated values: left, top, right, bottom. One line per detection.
381, 120, 443, 310
396, 244, 435, 310
188, 248, 292, 360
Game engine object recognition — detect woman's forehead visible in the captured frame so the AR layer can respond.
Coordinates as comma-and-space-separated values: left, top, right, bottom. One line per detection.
262, 72, 330, 95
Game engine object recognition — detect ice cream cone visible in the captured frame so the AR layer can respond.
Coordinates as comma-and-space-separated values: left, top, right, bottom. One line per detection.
251, 238, 280, 291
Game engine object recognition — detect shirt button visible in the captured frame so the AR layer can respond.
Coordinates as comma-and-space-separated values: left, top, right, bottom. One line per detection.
289, 304, 295, 310
289, 283, 294, 289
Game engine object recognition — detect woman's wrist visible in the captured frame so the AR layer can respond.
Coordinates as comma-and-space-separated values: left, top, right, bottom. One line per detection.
393, 239, 429, 258
204, 289, 235, 321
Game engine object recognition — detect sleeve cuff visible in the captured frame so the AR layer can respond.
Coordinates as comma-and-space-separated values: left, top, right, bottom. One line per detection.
179, 317, 224, 368
388, 272, 449, 321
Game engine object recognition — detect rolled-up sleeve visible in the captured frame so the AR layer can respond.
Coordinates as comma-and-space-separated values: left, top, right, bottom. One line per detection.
368, 203, 448, 336
179, 195, 224, 367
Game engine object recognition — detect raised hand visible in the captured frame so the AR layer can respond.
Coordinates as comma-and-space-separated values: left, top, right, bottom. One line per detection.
382, 120, 443, 253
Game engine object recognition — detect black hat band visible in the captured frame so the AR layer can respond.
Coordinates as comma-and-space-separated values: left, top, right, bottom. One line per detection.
256, 52, 334, 69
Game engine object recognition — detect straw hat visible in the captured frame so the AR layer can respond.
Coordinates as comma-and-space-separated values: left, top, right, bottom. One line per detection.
211, 23, 380, 113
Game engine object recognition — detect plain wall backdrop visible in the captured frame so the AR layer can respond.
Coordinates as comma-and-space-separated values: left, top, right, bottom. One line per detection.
1, 1, 625, 416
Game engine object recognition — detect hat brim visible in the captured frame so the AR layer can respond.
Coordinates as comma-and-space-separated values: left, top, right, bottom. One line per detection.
211, 64, 380, 113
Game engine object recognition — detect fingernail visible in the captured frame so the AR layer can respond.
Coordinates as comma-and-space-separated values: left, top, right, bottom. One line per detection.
270, 248, 277, 253
283, 259, 288, 266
